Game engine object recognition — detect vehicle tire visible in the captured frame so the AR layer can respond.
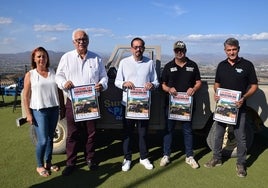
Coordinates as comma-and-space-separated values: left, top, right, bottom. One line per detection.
206, 120, 254, 158
30, 118, 67, 154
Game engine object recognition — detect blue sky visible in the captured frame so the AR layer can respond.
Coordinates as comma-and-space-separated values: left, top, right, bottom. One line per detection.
1, 0, 268, 55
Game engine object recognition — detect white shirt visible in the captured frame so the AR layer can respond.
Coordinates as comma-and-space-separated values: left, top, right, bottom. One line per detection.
115, 55, 159, 105
30, 68, 59, 110
55, 50, 108, 98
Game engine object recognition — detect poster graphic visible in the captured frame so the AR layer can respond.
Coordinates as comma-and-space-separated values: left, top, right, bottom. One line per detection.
126, 88, 150, 119
70, 84, 100, 122
213, 88, 241, 125
168, 92, 193, 121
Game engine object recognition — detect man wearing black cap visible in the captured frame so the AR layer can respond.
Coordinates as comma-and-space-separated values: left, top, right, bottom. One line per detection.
160, 41, 202, 169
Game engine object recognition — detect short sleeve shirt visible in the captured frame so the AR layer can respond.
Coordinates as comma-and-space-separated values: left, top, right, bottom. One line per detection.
215, 57, 258, 95
161, 57, 201, 92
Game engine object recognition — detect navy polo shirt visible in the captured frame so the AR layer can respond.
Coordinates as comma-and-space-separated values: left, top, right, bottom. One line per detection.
161, 57, 201, 92
215, 57, 258, 95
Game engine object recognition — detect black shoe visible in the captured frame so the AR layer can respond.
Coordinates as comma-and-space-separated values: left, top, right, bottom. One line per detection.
62, 165, 75, 176
87, 160, 98, 171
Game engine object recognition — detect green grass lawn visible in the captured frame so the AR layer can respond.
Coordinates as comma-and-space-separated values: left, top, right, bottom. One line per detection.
1, 96, 268, 188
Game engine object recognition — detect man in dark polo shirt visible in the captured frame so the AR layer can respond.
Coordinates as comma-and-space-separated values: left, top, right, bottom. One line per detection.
204, 38, 258, 178
160, 41, 202, 169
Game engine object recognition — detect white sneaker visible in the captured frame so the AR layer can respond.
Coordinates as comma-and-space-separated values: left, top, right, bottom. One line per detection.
185, 156, 199, 169
139, 158, 153, 170
122, 159, 131, 171
160, 155, 170, 167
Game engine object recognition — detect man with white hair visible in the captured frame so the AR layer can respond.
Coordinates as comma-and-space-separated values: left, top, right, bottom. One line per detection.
56, 29, 108, 176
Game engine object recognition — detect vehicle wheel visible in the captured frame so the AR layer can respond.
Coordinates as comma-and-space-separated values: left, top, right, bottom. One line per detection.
206, 120, 254, 158
52, 119, 67, 154
30, 118, 67, 154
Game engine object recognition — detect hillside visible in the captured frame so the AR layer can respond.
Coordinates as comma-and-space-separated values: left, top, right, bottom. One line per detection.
1, 51, 268, 85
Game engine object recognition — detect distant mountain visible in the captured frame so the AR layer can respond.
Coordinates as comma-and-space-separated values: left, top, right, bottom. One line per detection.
0, 50, 64, 66
1, 51, 268, 76
186, 53, 268, 66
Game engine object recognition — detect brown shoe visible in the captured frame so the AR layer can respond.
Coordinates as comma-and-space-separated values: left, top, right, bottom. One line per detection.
236, 164, 247, 178
204, 158, 222, 168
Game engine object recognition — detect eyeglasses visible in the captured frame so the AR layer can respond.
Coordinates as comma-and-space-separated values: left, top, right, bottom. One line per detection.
132, 46, 145, 50
74, 38, 88, 43
174, 48, 186, 53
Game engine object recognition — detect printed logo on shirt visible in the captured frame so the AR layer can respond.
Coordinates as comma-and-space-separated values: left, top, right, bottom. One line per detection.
170, 67, 177, 72
186, 67, 194, 72
235, 68, 243, 73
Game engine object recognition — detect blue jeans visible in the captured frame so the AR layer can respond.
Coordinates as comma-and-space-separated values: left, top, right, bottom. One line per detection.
32, 106, 59, 167
213, 108, 247, 165
163, 116, 194, 157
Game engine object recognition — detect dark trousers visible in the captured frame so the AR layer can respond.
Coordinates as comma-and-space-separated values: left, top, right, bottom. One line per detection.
213, 108, 247, 166
65, 99, 96, 166
122, 106, 149, 160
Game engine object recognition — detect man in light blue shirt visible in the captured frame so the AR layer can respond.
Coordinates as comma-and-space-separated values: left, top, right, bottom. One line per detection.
115, 37, 159, 171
